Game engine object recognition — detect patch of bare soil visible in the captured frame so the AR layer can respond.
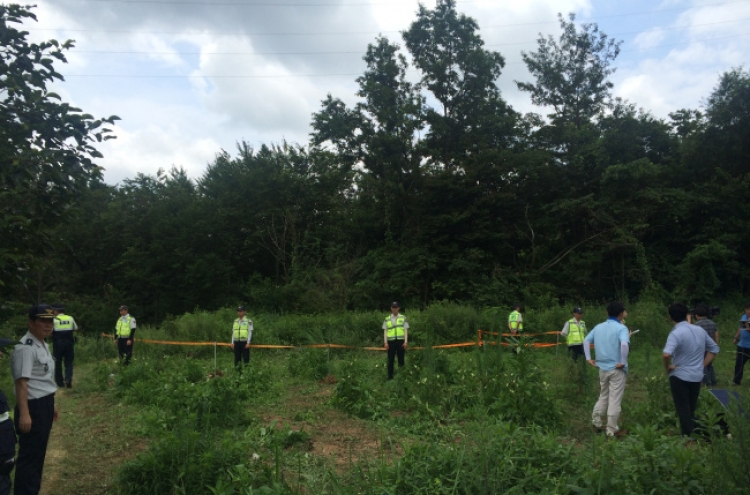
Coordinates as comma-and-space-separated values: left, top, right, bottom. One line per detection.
260, 384, 398, 472
39, 387, 147, 495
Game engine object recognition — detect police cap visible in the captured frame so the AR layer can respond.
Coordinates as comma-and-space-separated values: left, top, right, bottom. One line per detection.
29, 304, 55, 320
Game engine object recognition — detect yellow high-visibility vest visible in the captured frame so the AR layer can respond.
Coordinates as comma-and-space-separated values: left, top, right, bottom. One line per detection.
55, 315, 74, 331
384, 315, 406, 341
566, 318, 587, 345
233, 318, 251, 340
508, 311, 523, 331
116, 315, 133, 338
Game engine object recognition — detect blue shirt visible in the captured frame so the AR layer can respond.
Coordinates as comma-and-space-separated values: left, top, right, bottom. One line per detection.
663, 321, 720, 382
739, 314, 750, 348
584, 318, 630, 372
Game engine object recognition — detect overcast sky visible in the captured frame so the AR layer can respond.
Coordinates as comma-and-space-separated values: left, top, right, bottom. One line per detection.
25, 0, 750, 184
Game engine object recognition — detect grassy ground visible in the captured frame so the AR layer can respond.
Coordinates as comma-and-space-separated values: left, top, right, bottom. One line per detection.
37, 350, 391, 494
0, 300, 746, 494
23, 336, 744, 495
39, 366, 147, 495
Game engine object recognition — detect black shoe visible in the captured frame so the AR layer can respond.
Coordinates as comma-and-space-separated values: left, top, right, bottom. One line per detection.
609, 429, 628, 439
56, 382, 65, 388
65, 382, 72, 389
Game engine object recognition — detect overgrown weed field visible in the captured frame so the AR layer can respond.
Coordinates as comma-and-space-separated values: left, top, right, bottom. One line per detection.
6, 301, 750, 494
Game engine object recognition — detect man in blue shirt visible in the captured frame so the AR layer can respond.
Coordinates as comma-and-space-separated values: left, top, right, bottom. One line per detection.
732, 302, 750, 385
663, 302, 719, 437
584, 301, 630, 437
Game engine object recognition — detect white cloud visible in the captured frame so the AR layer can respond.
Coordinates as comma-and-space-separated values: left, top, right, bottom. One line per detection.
191, 36, 362, 137
131, 34, 187, 68
101, 124, 222, 184
633, 29, 666, 50
22, 0, 749, 184
614, 0, 749, 117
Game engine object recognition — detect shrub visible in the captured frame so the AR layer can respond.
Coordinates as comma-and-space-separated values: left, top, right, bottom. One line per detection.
489, 338, 559, 428
117, 429, 252, 495
331, 358, 383, 420
287, 348, 328, 381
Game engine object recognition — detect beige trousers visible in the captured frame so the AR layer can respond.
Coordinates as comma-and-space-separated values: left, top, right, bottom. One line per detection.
592, 368, 627, 435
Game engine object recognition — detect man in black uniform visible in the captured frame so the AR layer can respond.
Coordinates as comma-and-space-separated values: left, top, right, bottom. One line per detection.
114, 305, 136, 365
0, 338, 18, 495
51, 304, 77, 388
11, 304, 59, 495
231, 306, 253, 367
383, 302, 408, 380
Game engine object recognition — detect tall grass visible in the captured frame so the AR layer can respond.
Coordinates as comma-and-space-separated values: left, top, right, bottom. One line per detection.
64, 298, 750, 495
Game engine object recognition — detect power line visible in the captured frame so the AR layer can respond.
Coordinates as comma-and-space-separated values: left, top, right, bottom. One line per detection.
66, 17, 750, 55
60, 32, 750, 78
28, 0, 750, 36
64, 0, 749, 11
64, 72, 363, 78
65, 0, 460, 6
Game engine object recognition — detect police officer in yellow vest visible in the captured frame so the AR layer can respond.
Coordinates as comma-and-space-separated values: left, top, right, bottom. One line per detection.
383, 301, 408, 380
508, 304, 523, 336
114, 305, 136, 365
561, 307, 587, 361
52, 304, 77, 388
231, 306, 253, 367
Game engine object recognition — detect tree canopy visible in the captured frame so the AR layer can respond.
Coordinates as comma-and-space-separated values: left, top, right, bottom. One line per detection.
0, 4, 119, 289
2, 2, 748, 322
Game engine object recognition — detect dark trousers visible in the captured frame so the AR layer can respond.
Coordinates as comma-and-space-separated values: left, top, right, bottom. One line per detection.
669, 376, 701, 437
0, 456, 13, 495
0, 470, 10, 495
703, 351, 717, 386
117, 338, 133, 365
52, 338, 74, 387
14, 394, 54, 495
387, 340, 405, 380
733, 346, 750, 385
233, 343, 250, 366
568, 344, 584, 361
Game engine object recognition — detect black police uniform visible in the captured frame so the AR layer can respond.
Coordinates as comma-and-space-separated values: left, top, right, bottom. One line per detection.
0, 389, 17, 495
52, 313, 76, 388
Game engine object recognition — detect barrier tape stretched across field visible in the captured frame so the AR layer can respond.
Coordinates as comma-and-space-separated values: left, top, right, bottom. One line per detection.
101, 331, 565, 351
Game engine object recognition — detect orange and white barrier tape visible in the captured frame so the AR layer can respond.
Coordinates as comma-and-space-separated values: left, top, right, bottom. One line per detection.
101, 333, 563, 351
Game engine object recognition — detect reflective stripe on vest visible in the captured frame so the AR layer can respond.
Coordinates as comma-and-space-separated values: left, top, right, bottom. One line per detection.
566, 318, 586, 345
116, 316, 132, 338
385, 315, 406, 341
233, 319, 250, 340
55, 315, 74, 331
508, 311, 523, 331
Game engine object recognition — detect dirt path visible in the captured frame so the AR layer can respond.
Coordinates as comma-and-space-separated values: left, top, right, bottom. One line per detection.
36, 369, 389, 493
38, 379, 147, 494
259, 383, 391, 472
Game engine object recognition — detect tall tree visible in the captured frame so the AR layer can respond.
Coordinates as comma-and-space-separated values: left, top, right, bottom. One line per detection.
312, 37, 424, 244
403, 0, 515, 168
517, 13, 621, 130
0, 4, 118, 290
517, 13, 621, 176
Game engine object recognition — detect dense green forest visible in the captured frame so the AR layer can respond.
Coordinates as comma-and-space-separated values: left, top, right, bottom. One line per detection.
1, 1, 749, 324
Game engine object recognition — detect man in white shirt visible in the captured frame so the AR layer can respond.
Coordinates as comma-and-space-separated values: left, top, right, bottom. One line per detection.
11, 304, 60, 495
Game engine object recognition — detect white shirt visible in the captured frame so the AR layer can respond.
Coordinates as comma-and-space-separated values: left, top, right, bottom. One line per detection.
11, 331, 57, 399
